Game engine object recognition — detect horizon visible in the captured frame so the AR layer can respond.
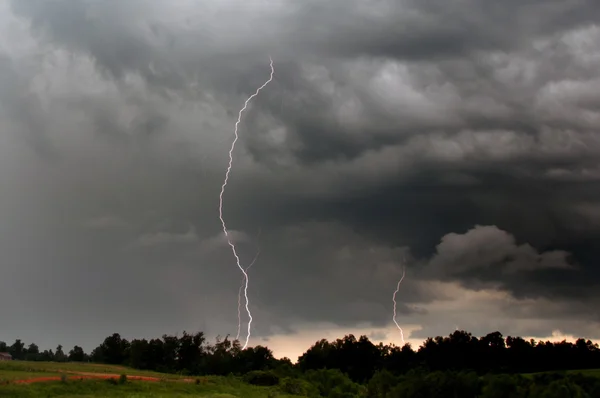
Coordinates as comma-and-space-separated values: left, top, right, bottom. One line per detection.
4, 327, 599, 364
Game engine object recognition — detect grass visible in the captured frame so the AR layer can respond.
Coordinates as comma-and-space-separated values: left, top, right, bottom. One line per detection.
0, 377, 304, 397
0, 361, 185, 379
0, 370, 60, 381
0, 376, 306, 397
0, 361, 308, 397
0, 378, 299, 397
566, 368, 600, 377
520, 368, 600, 379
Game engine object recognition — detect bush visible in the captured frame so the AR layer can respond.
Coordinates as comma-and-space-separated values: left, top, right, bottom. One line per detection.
304, 369, 362, 398
481, 374, 526, 398
60, 373, 68, 383
280, 377, 320, 397
367, 369, 399, 398
529, 378, 587, 398
388, 371, 481, 398
118, 374, 127, 384
243, 370, 280, 386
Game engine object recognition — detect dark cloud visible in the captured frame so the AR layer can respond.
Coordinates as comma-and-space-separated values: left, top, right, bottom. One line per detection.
1, 0, 600, 358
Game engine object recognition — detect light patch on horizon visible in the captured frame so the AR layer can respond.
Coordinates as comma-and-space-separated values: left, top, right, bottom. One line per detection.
263, 280, 600, 361
260, 322, 424, 362
264, 328, 600, 362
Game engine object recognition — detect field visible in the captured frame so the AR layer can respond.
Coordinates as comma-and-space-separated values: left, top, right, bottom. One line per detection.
0, 361, 303, 397
523, 368, 600, 378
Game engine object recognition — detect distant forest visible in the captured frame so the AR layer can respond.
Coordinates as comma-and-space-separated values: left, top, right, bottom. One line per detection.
2, 330, 600, 397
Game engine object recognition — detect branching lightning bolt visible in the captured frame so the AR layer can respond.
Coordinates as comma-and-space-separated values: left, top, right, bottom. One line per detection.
392, 263, 406, 346
236, 248, 260, 342
218, 57, 274, 350
236, 228, 262, 342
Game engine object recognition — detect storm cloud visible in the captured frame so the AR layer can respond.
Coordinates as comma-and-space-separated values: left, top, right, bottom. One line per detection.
1, 0, 600, 359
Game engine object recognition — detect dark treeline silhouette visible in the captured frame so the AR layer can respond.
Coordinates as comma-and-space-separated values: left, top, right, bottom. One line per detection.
297, 331, 600, 383
0, 332, 285, 377
2, 330, 600, 397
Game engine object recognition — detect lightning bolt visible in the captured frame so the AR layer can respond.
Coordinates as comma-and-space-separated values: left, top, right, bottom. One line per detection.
236, 228, 262, 342
392, 263, 406, 346
236, 248, 261, 342
218, 57, 274, 350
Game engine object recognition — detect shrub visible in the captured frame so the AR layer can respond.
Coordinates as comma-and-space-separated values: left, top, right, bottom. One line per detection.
244, 370, 280, 386
118, 374, 127, 384
480, 374, 527, 398
367, 369, 399, 398
280, 377, 320, 397
60, 373, 67, 383
304, 369, 362, 398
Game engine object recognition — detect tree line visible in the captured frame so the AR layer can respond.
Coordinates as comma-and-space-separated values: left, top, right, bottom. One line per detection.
2, 329, 600, 397
2, 330, 600, 379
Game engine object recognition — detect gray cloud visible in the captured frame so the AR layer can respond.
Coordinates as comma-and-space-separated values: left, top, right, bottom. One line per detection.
1, 0, 599, 358
425, 225, 574, 276
134, 225, 198, 247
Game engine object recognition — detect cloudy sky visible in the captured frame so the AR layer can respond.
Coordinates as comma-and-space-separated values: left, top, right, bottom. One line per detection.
2, 0, 600, 360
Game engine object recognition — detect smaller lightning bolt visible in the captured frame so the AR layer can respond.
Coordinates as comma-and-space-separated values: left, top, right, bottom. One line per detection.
236, 248, 261, 342
236, 228, 261, 343
392, 262, 407, 346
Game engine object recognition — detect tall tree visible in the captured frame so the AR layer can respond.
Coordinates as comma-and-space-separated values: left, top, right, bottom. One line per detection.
55, 345, 67, 362
95, 333, 130, 364
9, 339, 25, 360
68, 345, 86, 362
25, 343, 39, 361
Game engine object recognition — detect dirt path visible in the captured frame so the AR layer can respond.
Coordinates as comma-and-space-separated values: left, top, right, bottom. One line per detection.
11, 372, 196, 384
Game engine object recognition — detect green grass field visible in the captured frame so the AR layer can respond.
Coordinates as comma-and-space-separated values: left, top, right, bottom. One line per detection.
3, 360, 600, 397
522, 368, 600, 378
0, 360, 186, 379
0, 361, 305, 397
0, 378, 302, 397
566, 368, 600, 377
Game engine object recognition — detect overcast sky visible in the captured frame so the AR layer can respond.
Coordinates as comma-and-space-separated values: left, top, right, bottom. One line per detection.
2, 0, 600, 360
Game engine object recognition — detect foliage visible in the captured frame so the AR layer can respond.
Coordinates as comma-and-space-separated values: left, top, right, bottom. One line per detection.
304, 368, 363, 398
0, 377, 287, 397
243, 370, 280, 386
2, 328, 600, 397
280, 376, 320, 397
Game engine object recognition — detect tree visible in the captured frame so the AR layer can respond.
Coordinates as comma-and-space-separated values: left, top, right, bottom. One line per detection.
236, 345, 276, 374
94, 333, 130, 365
176, 331, 206, 373
68, 345, 86, 362
161, 334, 180, 371
25, 343, 39, 361
298, 338, 332, 372
128, 339, 150, 369
39, 349, 55, 361
55, 345, 67, 362
367, 369, 400, 398
9, 339, 25, 360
